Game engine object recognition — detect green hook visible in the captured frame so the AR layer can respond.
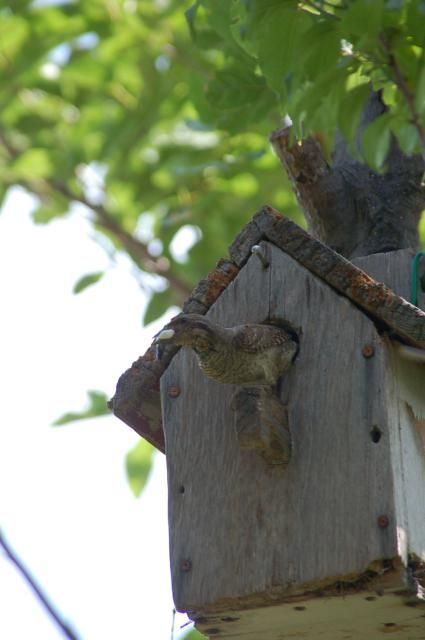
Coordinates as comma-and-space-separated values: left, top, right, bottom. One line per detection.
411, 251, 425, 306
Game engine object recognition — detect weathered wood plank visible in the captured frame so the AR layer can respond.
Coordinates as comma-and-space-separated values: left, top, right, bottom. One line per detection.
194, 577, 425, 639
353, 250, 425, 552
386, 346, 425, 564
113, 205, 425, 451
352, 250, 415, 302
256, 206, 425, 349
162, 242, 398, 613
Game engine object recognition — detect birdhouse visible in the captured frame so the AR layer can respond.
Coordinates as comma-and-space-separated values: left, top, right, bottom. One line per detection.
112, 206, 425, 639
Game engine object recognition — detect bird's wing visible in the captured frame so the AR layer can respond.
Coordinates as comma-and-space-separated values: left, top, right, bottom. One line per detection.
231, 324, 293, 353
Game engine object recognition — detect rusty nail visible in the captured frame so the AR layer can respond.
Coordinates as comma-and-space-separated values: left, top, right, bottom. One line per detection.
181, 559, 192, 572
377, 515, 389, 529
168, 384, 180, 398
362, 344, 375, 358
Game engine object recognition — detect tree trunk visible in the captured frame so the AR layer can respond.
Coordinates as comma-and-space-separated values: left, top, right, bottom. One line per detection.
271, 92, 425, 258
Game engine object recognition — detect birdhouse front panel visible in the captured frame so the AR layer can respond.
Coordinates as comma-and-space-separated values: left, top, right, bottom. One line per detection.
161, 241, 400, 613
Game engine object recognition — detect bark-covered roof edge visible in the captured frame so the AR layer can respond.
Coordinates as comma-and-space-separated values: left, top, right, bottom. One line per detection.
112, 205, 425, 451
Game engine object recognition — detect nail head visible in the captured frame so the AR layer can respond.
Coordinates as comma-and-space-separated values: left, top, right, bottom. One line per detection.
181, 559, 192, 572
168, 385, 180, 398
362, 344, 375, 358
251, 244, 270, 268
377, 515, 389, 528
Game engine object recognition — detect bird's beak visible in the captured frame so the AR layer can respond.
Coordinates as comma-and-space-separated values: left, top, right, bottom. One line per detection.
153, 328, 175, 359
155, 328, 175, 341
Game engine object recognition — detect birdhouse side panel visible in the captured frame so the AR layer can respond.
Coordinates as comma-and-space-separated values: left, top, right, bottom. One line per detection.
162, 242, 398, 613
352, 249, 414, 301
267, 244, 398, 581
162, 246, 274, 610
386, 350, 425, 563
352, 249, 425, 563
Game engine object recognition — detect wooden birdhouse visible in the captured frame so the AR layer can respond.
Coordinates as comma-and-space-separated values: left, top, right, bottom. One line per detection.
112, 206, 425, 639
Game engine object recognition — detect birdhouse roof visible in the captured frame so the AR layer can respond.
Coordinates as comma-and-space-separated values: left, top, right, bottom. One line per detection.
112, 205, 425, 452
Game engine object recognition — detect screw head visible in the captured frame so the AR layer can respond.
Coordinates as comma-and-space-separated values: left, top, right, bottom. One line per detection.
168, 384, 180, 398
181, 559, 192, 572
377, 515, 389, 528
363, 344, 375, 358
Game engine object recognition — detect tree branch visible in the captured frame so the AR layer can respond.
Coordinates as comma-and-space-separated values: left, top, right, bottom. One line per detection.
50, 180, 192, 300
0, 530, 80, 640
270, 91, 425, 258
0, 130, 193, 301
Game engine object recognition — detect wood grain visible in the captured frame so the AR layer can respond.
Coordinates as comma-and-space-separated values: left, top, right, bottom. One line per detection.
194, 576, 425, 639
386, 348, 425, 563
112, 259, 240, 450
256, 206, 425, 348
114, 205, 425, 452
162, 242, 401, 613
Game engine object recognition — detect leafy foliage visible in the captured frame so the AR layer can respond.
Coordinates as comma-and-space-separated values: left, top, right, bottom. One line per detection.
125, 439, 154, 497
0, 0, 302, 324
190, 0, 425, 168
181, 627, 205, 640
73, 271, 104, 293
2, 1, 424, 322
1, 2, 423, 332
53, 390, 110, 425
2, 1, 425, 488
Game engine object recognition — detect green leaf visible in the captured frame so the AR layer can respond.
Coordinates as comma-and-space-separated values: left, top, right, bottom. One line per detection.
207, 62, 270, 110
205, 60, 277, 131
338, 83, 370, 145
125, 440, 154, 497
202, 0, 247, 53
229, 0, 258, 58
73, 271, 104, 294
255, 5, 311, 97
301, 20, 342, 82
391, 119, 420, 155
32, 191, 70, 224
11, 149, 54, 179
0, 15, 28, 59
32, 205, 64, 224
290, 65, 347, 137
406, 0, 425, 45
180, 628, 205, 640
0, 184, 9, 213
143, 289, 174, 325
53, 390, 110, 426
341, 0, 384, 38
361, 112, 392, 170
419, 210, 425, 247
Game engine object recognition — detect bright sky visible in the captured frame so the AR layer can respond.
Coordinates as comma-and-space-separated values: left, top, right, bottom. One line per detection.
0, 187, 193, 639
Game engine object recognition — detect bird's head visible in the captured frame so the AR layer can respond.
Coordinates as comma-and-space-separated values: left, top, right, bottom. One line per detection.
154, 314, 217, 358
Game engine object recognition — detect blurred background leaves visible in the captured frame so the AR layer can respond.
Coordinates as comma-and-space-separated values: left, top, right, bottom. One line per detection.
1, 0, 424, 496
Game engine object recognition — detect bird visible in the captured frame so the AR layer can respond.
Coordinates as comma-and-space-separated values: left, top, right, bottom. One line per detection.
154, 313, 298, 387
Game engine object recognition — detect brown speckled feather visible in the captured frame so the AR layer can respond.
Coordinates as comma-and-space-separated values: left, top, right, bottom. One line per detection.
230, 324, 295, 353
154, 313, 298, 387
